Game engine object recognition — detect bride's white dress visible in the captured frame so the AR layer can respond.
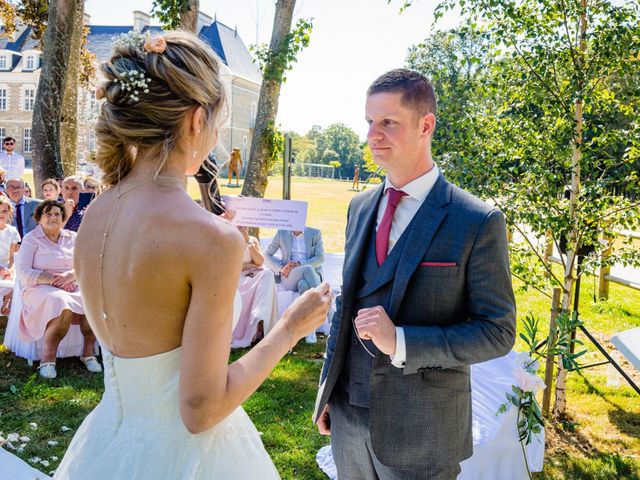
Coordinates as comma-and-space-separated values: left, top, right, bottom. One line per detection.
54, 295, 280, 479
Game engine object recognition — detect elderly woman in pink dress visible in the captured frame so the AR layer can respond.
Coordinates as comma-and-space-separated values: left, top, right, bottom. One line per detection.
16, 200, 102, 379
232, 227, 279, 348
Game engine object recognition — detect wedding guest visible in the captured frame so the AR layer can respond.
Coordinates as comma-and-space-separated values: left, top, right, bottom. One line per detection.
41, 178, 62, 201
232, 227, 278, 348
16, 200, 101, 379
6, 178, 41, 239
83, 177, 102, 197
0, 166, 7, 194
23, 182, 32, 198
61, 176, 86, 232
0, 137, 25, 179
265, 226, 324, 294
0, 195, 20, 315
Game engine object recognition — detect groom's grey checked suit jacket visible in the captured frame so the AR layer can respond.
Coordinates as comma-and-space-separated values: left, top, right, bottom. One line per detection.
314, 173, 516, 469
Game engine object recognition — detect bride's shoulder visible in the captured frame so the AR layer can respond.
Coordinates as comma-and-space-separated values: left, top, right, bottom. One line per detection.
180, 207, 244, 257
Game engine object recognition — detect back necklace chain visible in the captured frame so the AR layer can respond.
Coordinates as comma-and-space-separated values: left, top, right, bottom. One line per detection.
97, 176, 183, 322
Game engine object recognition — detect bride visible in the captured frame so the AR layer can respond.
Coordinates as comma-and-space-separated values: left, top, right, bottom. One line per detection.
53, 31, 331, 479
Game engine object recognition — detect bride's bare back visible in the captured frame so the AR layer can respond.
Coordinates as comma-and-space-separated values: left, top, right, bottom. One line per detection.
75, 175, 239, 358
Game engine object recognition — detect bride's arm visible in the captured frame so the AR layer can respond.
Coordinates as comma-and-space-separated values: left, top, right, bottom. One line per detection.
179, 219, 330, 434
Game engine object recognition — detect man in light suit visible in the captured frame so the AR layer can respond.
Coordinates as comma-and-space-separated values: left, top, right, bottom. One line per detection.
265, 226, 324, 294
6, 178, 41, 239
314, 69, 516, 479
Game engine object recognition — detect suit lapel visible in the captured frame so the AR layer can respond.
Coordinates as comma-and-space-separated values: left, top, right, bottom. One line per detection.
388, 174, 452, 320
304, 227, 313, 255
341, 184, 384, 311
282, 231, 293, 263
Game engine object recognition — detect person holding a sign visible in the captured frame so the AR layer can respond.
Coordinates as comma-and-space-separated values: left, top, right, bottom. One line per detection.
265, 226, 325, 294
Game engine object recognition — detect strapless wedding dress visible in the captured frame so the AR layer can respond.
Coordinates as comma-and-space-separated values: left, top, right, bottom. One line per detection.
54, 296, 280, 479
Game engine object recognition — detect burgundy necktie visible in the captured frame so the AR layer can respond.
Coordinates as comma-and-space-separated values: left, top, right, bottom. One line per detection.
376, 188, 407, 265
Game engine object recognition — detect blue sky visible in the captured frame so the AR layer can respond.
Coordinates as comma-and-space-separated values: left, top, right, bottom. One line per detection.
86, 0, 457, 140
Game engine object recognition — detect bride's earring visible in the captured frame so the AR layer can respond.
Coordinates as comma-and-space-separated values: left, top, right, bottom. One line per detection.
193, 150, 198, 159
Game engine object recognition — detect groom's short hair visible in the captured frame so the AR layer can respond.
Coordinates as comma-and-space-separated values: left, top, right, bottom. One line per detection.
367, 69, 436, 118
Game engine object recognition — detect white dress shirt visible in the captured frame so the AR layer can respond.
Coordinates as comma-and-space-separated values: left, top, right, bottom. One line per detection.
0, 151, 25, 180
375, 164, 440, 368
290, 231, 307, 263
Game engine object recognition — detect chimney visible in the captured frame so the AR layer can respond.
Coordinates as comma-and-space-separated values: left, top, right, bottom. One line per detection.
133, 11, 150, 32
197, 11, 213, 32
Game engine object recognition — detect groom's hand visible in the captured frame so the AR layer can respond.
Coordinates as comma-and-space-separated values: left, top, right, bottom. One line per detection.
354, 306, 397, 356
316, 404, 331, 435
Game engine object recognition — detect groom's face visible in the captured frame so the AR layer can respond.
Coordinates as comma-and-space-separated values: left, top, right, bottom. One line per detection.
365, 92, 433, 175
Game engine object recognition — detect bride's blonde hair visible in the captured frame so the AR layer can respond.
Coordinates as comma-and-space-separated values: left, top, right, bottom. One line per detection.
95, 31, 227, 187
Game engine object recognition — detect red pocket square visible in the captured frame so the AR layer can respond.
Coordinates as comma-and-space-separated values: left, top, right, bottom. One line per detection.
420, 261, 457, 267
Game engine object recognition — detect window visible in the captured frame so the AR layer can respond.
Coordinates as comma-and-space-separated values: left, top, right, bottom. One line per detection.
89, 90, 99, 114
0, 89, 7, 111
25, 55, 35, 70
0, 128, 5, 146
250, 102, 256, 128
0, 56, 7, 69
88, 129, 96, 152
23, 88, 35, 111
23, 128, 32, 153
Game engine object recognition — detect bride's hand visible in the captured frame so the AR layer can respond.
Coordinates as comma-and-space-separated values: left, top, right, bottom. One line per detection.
282, 282, 332, 343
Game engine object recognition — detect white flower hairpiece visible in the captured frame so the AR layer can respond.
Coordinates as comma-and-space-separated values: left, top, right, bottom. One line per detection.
110, 31, 167, 103
113, 30, 147, 51
113, 70, 151, 102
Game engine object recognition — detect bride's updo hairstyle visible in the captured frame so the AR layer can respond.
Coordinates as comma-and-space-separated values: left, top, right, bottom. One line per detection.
95, 31, 226, 187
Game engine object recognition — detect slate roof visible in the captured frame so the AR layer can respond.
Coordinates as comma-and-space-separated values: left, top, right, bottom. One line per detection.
199, 21, 262, 84
0, 18, 261, 85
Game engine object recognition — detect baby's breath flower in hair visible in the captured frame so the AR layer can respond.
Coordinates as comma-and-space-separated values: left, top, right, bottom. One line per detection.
113, 30, 147, 51
115, 70, 152, 102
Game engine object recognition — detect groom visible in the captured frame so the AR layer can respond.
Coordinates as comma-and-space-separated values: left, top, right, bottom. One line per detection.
314, 69, 516, 479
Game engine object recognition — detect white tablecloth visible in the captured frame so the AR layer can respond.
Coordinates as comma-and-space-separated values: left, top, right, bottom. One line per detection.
611, 327, 640, 371
0, 447, 50, 480
316, 351, 545, 479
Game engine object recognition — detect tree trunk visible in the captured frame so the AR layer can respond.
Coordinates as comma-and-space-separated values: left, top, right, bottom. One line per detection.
241, 0, 296, 199
180, 0, 199, 32
60, 0, 85, 177
32, 0, 80, 194
553, 1, 588, 418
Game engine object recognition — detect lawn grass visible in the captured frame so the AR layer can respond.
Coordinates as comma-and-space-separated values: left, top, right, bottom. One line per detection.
3, 175, 639, 479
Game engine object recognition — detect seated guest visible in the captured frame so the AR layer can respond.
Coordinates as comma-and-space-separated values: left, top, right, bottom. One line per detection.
0, 166, 7, 193
83, 177, 102, 197
16, 200, 101, 379
0, 195, 20, 314
265, 226, 324, 293
41, 178, 62, 201
6, 178, 41, 239
61, 176, 86, 232
232, 227, 278, 348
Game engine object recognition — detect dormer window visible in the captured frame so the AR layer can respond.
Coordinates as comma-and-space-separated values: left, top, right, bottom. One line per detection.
25, 55, 35, 70
0, 56, 7, 70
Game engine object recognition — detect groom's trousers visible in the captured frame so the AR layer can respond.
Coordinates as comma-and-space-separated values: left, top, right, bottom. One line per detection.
329, 385, 461, 480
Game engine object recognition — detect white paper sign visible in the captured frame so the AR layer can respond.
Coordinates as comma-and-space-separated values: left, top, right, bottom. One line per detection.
222, 196, 308, 231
